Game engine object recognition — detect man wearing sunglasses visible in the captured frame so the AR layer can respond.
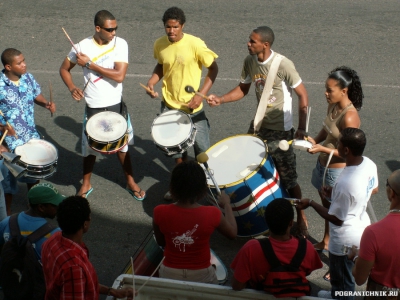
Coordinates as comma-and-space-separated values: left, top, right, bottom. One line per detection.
59, 10, 146, 201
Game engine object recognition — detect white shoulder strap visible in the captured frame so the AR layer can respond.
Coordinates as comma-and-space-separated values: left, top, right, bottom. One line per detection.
253, 54, 283, 133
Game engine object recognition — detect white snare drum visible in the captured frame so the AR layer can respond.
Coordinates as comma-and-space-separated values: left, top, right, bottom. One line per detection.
14, 139, 58, 179
292, 139, 312, 151
151, 110, 196, 156
85, 111, 128, 154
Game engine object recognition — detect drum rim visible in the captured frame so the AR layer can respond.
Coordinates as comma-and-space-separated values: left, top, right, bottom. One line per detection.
14, 139, 58, 165
87, 132, 128, 144
151, 109, 195, 147
205, 134, 268, 188
86, 111, 128, 141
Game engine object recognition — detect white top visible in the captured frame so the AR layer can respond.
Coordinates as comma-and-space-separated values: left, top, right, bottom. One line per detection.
328, 156, 378, 255
67, 36, 129, 108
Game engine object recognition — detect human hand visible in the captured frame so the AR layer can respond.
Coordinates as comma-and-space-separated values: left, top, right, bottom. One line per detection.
145, 83, 159, 98
294, 129, 306, 140
321, 186, 332, 198
308, 143, 324, 154
70, 87, 85, 101
207, 94, 221, 107
295, 198, 312, 210
75, 52, 91, 67
46, 101, 56, 113
0, 123, 16, 137
347, 245, 359, 261
188, 95, 202, 110
217, 191, 231, 209
111, 287, 137, 300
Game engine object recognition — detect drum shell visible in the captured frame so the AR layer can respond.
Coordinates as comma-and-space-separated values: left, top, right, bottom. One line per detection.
16, 160, 57, 179
205, 135, 288, 237
86, 133, 128, 154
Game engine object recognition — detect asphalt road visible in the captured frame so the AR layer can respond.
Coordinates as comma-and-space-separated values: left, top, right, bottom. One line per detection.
1, 0, 400, 298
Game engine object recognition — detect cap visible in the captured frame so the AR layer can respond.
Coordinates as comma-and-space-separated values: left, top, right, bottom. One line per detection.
28, 183, 66, 206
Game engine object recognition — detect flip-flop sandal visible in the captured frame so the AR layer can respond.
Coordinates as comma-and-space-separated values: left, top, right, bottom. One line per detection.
126, 188, 146, 201
76, 187, 94, 199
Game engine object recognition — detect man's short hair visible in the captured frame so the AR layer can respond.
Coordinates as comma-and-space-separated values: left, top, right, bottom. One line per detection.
57, 196, 91, 235
162, 7, 186, 25
94, 10, 116, 27
340, 127, 366, 156
253, 26, 275, 45
1, 48, 21, 67
169, 161, 207, 204
265, 198, 294, 235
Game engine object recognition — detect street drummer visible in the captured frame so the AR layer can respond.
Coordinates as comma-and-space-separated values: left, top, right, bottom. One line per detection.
144, 7, 218, 201
59, 10, 146, 201
207, 26, 310, 237
0, 48, 56, 215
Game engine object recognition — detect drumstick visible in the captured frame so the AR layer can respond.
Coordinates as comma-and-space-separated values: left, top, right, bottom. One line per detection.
0, 129, 8, 146
305, 106, 311, 138
322, 150, 335, 189
184, 85, 209, 100
0, 110, 17, 138
61, 27, 79, 53
49, 81, 54, 117
197, 152, 222, 209
82, 79, 90, 93
140, 83, 191, 110
136, 257, 165, 293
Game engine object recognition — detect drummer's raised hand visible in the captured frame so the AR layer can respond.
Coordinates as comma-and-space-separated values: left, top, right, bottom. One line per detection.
207, 94, 221, 107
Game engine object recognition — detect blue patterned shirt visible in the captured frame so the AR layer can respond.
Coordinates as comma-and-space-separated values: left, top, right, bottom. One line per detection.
0, 70, 41, 152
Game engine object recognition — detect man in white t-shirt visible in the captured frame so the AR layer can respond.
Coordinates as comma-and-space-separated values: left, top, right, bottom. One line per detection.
59, 10, 146, 201
296, 128, 378, 299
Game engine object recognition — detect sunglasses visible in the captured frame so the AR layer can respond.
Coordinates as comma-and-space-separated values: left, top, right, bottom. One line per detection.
387, 179, 398, 195
101, 26, 118, 33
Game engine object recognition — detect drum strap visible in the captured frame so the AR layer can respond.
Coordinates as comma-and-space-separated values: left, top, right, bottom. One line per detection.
253, 54, 283, 134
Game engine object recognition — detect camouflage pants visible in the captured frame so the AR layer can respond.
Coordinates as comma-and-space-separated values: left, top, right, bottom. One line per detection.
248, 123, 298, 190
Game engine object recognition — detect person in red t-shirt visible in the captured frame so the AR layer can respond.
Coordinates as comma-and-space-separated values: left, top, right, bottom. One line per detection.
153, 161, 237, 284
231, 198, 322, 293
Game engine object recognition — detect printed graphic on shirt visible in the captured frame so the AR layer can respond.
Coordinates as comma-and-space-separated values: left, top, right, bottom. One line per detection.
366, 176, 375, 196
253, 74, 277, 105
172, 224, 198, 252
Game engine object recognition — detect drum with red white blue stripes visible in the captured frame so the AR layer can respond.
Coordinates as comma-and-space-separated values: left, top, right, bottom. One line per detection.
204, 134, 288, 237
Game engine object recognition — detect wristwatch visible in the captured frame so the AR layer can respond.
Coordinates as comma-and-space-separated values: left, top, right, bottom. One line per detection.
85, 61, 91, 69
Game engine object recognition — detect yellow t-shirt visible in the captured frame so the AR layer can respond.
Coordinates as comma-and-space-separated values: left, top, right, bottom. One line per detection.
154, 33, 218, 114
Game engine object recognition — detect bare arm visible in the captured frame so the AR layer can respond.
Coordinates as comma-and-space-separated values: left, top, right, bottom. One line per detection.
293, 83, 309, 139
296, 198, 344, 226
75, 53, 128, 83
34, 94, 56, 113
188, 61, 219, 109
216, 191, 237, 239
207, 82, 251, 107
152, 220, 166, 247
353, 257, 374, 285
145, 63, 163, 98
231, 276, 247, 291
59, 57, 84, 101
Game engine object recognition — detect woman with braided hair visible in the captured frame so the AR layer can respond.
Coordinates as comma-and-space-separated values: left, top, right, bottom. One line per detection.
307, 66, 364, 263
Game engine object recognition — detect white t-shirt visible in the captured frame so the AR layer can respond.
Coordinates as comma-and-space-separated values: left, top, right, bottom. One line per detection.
67, 36, 129, 108
328, 156, 378, 256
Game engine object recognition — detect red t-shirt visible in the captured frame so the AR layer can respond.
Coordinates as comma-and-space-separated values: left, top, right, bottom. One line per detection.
153, 204, 221, 269
359, 213, 400, 288
231, 237, 323, 287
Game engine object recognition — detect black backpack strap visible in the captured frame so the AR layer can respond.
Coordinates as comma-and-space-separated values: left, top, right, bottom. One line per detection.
27, 222, 57, 243
289, 238, 307, 269
258, 238, 281, 269
9, 213, 21, 238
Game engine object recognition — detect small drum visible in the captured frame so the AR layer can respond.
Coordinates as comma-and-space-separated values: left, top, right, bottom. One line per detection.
85, 111, 128, 154
292, 139, 312, 151
123, 232, 227, 284
151, 110, 196, 156
205, 134, 288, 237
14, 139, 58, 179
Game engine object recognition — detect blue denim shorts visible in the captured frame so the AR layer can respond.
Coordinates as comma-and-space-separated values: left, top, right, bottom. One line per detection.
311, 160, 343, 201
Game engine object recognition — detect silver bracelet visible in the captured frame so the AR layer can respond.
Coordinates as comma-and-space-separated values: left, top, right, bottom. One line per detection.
309, 199, 313, 206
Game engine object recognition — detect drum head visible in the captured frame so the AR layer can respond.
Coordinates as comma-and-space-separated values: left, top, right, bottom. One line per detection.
205, 135, 267, 186
292, 139, 312, 151
151, 110, 193, 147
86, 111, 127, 142
15, 139, 58, 165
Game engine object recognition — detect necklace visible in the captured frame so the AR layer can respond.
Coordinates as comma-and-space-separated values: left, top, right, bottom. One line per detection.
389, 209, 400, 214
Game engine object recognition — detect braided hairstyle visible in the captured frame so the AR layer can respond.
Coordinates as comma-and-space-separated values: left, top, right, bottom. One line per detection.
328, 66, 363, 110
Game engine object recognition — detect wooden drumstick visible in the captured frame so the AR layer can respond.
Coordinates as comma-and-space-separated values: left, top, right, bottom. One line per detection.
0, 129, 8, 146
136, 257, 165, 293
62, 27, 79, 53
184, 85, 209, 100
82, 79, 90, 93
140, 83, 191, 110
49, 81, 54, 117
322, 150, 335, 188
0, 110, 17, 138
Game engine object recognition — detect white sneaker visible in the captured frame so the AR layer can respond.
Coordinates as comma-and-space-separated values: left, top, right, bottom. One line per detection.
164, 191, 173, 201
318, 290, 332, 299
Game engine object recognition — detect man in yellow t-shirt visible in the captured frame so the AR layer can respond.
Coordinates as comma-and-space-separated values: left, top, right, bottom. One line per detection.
145, 7, 218, 201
